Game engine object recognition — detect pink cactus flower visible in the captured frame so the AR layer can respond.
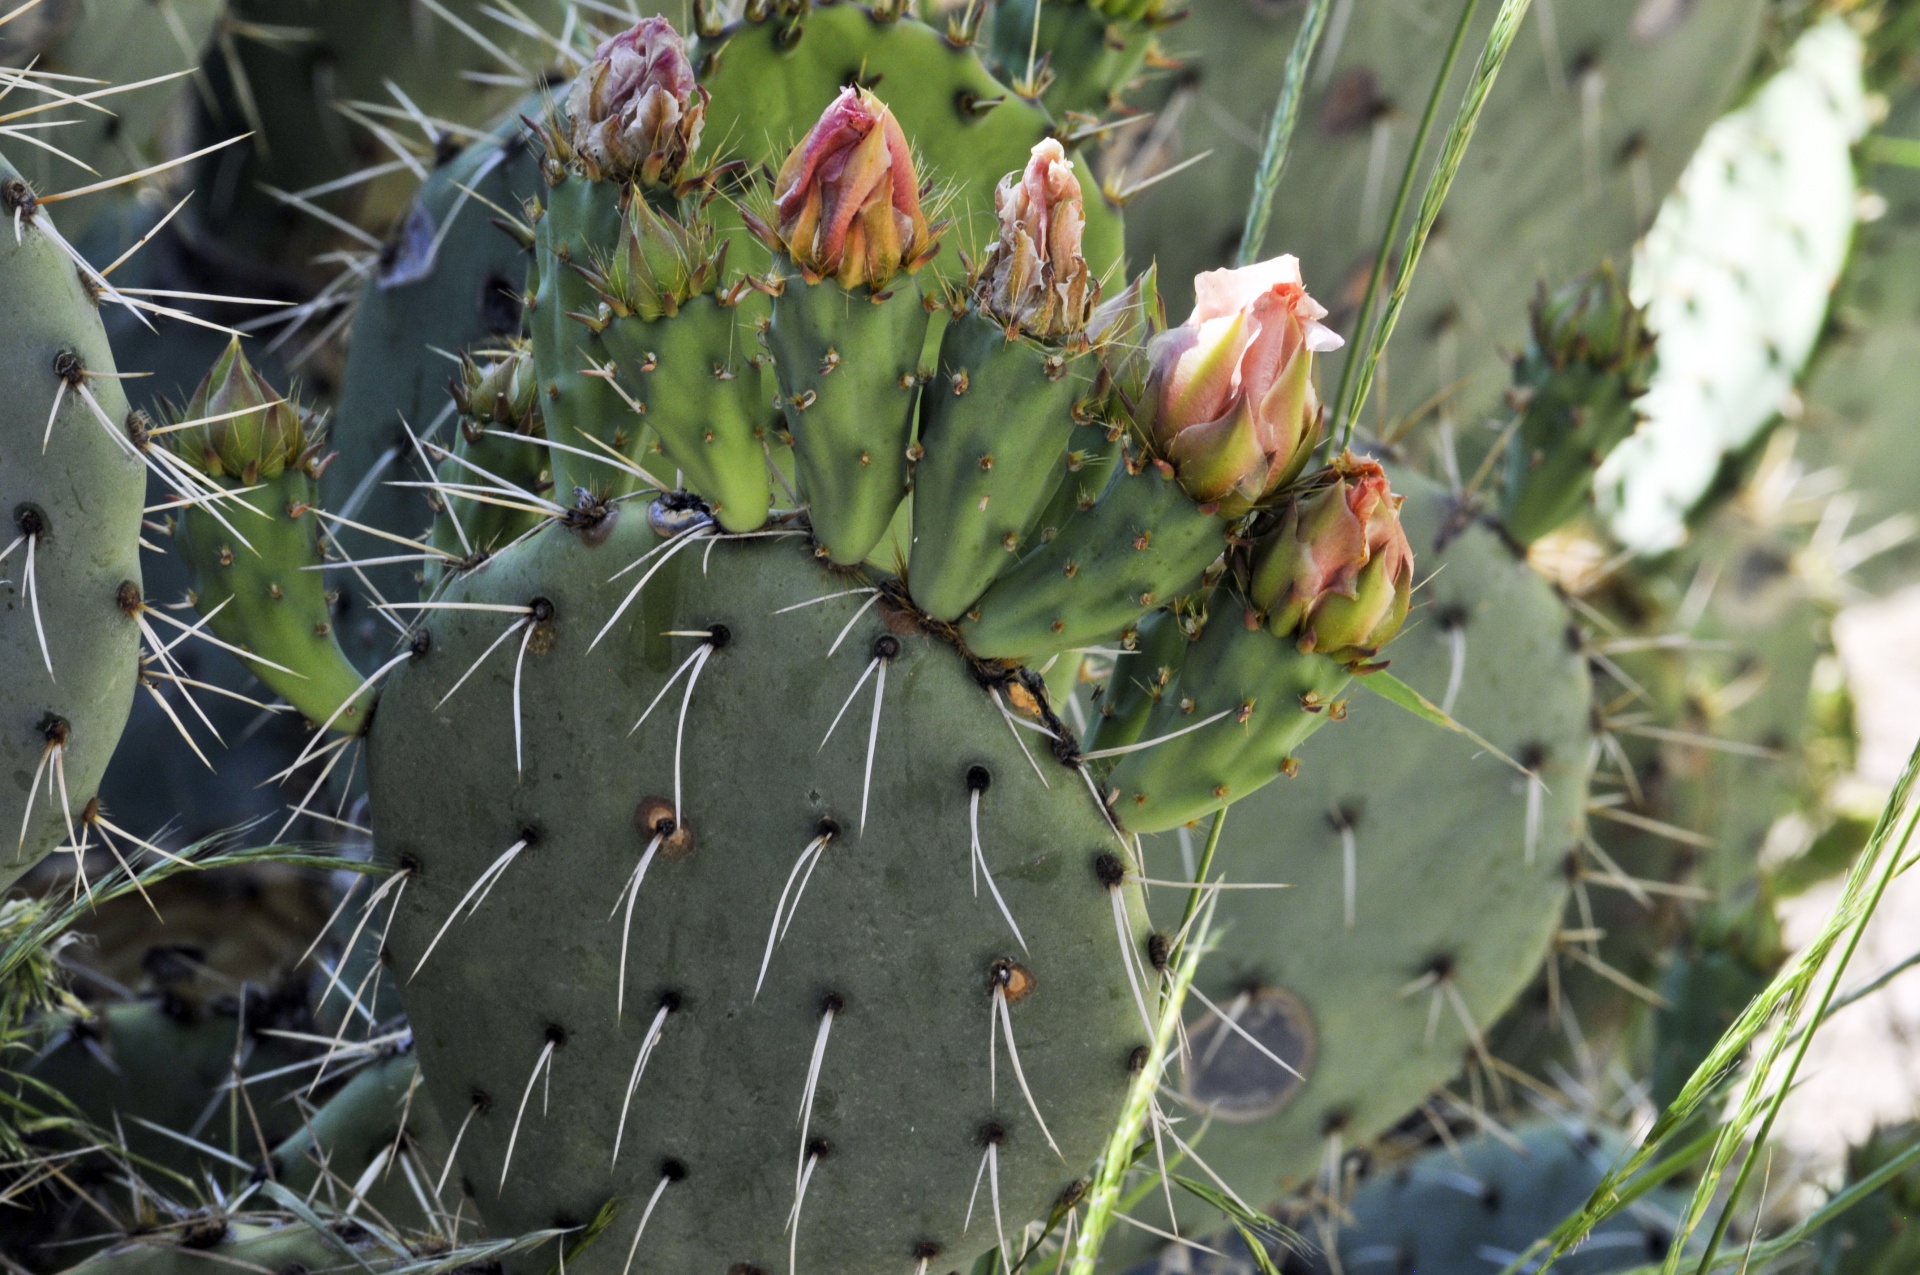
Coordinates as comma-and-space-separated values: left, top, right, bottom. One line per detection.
772, 87, 933, 290
1146, 256, 1343, 512
977, 138, 1095, 339
1249, 454, 1413, 657
567, 16, 706, 184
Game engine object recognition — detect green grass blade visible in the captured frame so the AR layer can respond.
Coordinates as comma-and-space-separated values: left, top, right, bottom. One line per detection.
1238, 0, 1335, 267
1068, 860, 1222, 1275
1524, 734, 1920, 1270
1328, 0, 1483, 440
1338, 0, 1536, 448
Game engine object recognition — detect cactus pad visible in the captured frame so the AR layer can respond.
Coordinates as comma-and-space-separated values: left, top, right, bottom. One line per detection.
366, 512, 1152, 1273
1, 162, 144, 892
1129, 468, 1586, 1230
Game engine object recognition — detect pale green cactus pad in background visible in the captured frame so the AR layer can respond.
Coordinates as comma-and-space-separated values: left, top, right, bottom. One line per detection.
1600, 17, 1867, 551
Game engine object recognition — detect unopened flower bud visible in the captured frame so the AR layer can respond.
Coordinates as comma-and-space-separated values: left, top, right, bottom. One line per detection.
566, 16, 706, 185
172, 338, 310, 484
1145, 256, 1341, 513
770, 87, 934, 291
453, 345, 540, 438
977, 138, 1095, 339
1530, 260, 1655, 380
599, 196, 724, 321
1249, 454, 1413, 657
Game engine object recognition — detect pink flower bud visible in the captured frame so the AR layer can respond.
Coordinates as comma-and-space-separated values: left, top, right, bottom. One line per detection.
772, 87, 934, 291
1248, 455, 1413, 657
566, 16, 706, 184
977, 139, 1095, 339
1145, 256, 1343, 512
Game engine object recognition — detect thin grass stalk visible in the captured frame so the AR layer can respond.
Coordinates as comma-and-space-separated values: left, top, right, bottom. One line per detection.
1328, 0, 1482, 440
1338, 0, 1537, 449
1237, 0, 1335, 267
1681, 773, 1920, 1271
1067, 810, 1228, 1275
1516, 734, 1920, 1271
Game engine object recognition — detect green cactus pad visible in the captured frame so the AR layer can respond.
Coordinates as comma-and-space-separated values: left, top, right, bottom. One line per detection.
1104, 612, 1354, 833
1125, 468, 1586, 1234
768, 270, 930, 565
26, 996, 316, 1179
962, 460, 1222, 661
695, 1, 1123, 286
602, 295, 774, 533
1599, 17, 1866, 550
534, 174, 646, 501
988, 0, 1155, 119
366, 514, 1151, 1274
326, 104, 544, 668
1501, 264, 1656, 545
193, 0, 567, 263
271, 1046, 454, 1232
0, 164, 143, 892
64, 1222, 399, 1275
1086, 605, 1187, 753
170, 456, 373, 733
909, 312, 1095, 621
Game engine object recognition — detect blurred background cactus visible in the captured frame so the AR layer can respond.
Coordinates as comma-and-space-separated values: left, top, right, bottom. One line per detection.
10, 2, 1920, 1274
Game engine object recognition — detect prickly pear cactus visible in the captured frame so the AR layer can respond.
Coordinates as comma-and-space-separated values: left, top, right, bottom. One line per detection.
25, 993, 318, 1178
987, 0, 1168, 119
1502, 262, 1656, 544
697, 0, 1124, 282
271, 1045, 455, 1231
1599, 16, 1867, 550
367, 524, 1151, 1274
191, 0, 570, 264
1, 159, 144, 892
325, 104, 546, 669
1125, 468, 1587, 1236
1797, 51, 1920, 593
161, 340, 373, 730
66, 1222, 399, 1275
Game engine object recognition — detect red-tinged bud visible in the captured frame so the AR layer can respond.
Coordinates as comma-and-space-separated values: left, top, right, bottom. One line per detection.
1145, 256, 1342, 513
977, 138, 1095, 339
771, 87, 934, 291
1249, 454, 1413, 658
566, 16, 706, 185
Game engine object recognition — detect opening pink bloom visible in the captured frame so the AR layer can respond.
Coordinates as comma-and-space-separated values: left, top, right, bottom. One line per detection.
1248, 454, 1413, 657
977, 139, 1095, 339
1145, 256, 1343, 512
566, 16, 706, 184
771, 87, 933, 291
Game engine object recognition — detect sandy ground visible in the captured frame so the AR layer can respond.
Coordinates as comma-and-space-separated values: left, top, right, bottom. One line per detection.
1772, 584, 1920, 1181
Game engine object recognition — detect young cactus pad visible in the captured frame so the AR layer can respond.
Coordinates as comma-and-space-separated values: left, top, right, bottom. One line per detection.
1126, 469, 1587, 1235
365, 512, 1152, 1274
0, 160, 144, 893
